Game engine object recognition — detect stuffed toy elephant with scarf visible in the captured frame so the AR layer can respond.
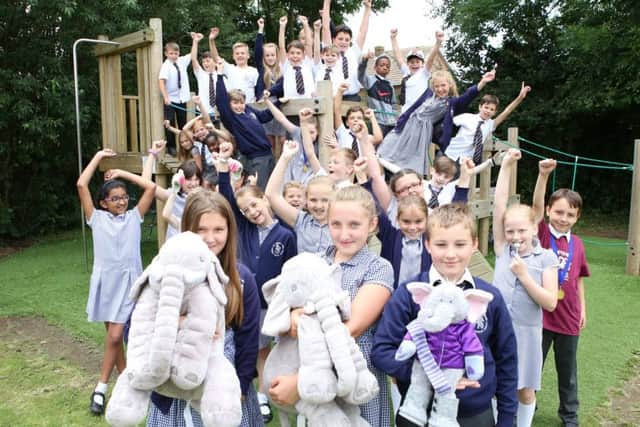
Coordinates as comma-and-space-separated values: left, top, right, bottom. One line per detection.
261, 253, 379, 427
394, 281, 493, 427
105, 231, 242, 427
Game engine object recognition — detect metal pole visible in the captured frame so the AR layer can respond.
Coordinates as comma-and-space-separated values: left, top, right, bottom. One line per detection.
73, 38, 119, 272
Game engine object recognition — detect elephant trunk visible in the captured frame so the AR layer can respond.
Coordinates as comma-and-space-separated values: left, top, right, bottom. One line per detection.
149, 266, 185, 383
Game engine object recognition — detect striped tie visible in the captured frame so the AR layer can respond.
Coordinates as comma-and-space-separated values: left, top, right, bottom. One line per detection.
341, 52, 349, 78
208, 73, 216, 109
323, 67, 332, 81
428, 185, 442, 209
407, 320, 452, 395
472, 120, 485, 164
294, 66, 305, 95
351, 133, 360, 157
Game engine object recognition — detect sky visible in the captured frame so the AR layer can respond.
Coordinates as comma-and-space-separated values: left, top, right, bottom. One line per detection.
345, 0, 444, 52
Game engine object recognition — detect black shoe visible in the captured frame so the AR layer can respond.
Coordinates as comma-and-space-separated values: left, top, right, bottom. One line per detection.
259, 400, 273, 424
89, 391, 105, 415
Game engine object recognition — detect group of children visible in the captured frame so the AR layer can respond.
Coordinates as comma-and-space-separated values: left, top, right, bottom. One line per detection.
76, 2, 590, 427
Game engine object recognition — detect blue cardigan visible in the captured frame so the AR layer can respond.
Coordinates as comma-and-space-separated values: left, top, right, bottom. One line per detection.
371, 274, 518, 427
219, 172, 297, 308
216, 77, 273, 159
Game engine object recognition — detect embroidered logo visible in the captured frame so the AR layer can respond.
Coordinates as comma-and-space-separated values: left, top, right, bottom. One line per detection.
475, 314, 488, 334
271, 242, 284, 257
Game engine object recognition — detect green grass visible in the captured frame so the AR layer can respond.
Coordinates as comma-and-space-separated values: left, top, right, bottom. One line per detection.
0, 229, 638, 426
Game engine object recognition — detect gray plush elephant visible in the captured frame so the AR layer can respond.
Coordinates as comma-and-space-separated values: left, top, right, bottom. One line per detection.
261, 253, 379, 427
394, 281, 493, 427
105, 231, 242, 427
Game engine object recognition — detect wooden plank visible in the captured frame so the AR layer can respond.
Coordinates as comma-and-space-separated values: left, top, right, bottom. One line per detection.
137, 46, 151, 153
128, 98, 139, 152
477, 130, 492, 255
98, 153, 145, 173
95, 29, 155, 56
148, 19, 165, 145
508, 128, 519, 197
249, 97, 329, 117
98, 37, 112, 150
110, 55, 127, 153
469, 199, 493, 220
316, 81, 333, 168
468, 250, 494, 283
626, 139, 640, 275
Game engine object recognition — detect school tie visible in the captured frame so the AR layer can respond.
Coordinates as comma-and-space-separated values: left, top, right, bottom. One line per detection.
398, 74, 410, 105
350, 132, 360, 157
173, 63, 182, 89
323, 66, 332, 81
472, 120, 485, 164
341, 52, 349, 79
428, 185, 442, 209
208, 73, 216, 108
293, 66, 305, 95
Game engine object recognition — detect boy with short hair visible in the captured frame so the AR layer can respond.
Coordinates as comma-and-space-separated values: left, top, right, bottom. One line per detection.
532, 159, 590, 427
372, 203, 518, 427
445, 82, 531, 164
321, 0, 372, 101
158, 41, 191, 155
358, 52, 397, 136
190, 32, 219, 119
333, 82, 383, 155
208, 27, 260, 103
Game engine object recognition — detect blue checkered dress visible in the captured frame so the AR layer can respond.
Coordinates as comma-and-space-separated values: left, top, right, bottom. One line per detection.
324, 246, 394, 427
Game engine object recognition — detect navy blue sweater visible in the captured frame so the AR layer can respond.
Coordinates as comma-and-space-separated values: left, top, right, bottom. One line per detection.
219, 172, 297, 308
216, 77, 273, 159
371, 274, 518, 427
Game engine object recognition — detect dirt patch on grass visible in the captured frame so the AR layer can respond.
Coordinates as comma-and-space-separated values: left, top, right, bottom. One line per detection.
0, 316, 102, 374
596, 351, 640, 426
0, 239, 36, 259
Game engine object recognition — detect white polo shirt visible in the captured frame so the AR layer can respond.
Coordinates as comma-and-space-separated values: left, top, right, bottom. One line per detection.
159, 55, 191, 103
445, 113, 495, 160
282, 58, 316, 99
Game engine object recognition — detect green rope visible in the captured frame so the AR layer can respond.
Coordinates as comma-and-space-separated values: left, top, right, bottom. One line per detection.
372, 109, 400, 116
518, 136, 631, 166
581, 238, 629, 247
551, 169, 557, 191
571, 156, 579, 190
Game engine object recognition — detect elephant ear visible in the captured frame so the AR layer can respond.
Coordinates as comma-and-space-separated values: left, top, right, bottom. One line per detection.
464, 289, 494, 323
206, 255, 229, 306
406, 282, 434, 307
129, 255, 160, 300
261, 277, 292, 337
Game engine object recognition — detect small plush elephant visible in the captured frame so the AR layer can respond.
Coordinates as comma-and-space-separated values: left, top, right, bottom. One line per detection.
105, 231, 242, 427
394, 281, 493, 427
261, 253, 379, 427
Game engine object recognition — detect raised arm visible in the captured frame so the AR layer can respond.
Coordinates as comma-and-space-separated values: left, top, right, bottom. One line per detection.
358, 52, 373, 88
264, 140, 302, 228
141, 140, 170, 201
492, 148, 521, 255
190, 32, 203, 72
364, 108, 383, 145
299, 109, 323, 173
425, 31, 444, 72
477, 68, 496, 91
360, 128, 394, 210
493, 82, 531, 129
104, 168, 157, 216
208, 27, 220, 63
215, 63, 234, 131
321, 0, 332, 46
333, 82, 348, 131
278, 16, 288, 63
161, 172, 183, 230
255, 18, 266, 96
532, 159, 557, 223
390, 29, 405, 69
298, 16, 313, 58
355, 0, 372, 50
262, 91, 296, 133
313, 19, 322, 65
76, 149, 116, 220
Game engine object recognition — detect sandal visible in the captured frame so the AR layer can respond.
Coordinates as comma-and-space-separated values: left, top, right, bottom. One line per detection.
259, 400, 273, 424
89, 391, 105, 415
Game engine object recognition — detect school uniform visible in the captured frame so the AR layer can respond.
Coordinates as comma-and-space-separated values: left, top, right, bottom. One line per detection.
294, 211, 331, 255
216, 78, 274, 190
538, 220, 590, 426
445, 114, 495, 161
193, 67, 220, 116
281, 58, 316, 99
324, 246, 394, 427
165, 193, 186, 241
335, 123, 362, 154
219, 172, 297, 308
398, 66, 430, 114
284, 126, 321, 186
337, 45, 363, 99
371, 268, 518, 427
222, 63, 259, 104
147, 263, 264, 427
313, 62, 344, 95
159, 55, 191, 151
254, 32, 287, 138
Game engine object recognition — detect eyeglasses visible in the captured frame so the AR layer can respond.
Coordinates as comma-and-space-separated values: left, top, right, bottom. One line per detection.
105, 195, 130, 203
395, 181, 422, 196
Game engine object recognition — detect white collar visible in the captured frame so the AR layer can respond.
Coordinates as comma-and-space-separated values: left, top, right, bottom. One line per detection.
401, 236, 423, 247
549, 224, 572, 242
428, 265, 475, 289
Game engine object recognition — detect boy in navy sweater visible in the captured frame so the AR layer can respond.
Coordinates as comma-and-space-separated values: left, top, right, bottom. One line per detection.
372, 203, 518, 427
215, 62, 274, 190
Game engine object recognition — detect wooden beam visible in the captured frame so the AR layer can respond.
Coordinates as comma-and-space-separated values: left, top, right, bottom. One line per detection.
315, 81, 333, 168
94, 29, 155, 56
626, 140, 640, 275
508, 128, 519, 197
249, 97, 329, 116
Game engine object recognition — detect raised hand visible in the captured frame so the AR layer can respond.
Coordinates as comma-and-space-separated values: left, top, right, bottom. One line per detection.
297, 16, 308, 26
503, 148, 522, 165
209, 27, 219, 40
281, 140, 300, 159
171, 170, 185, 193
104, 168, 122, 180
97, 148, 117, 159
257, 17, 265, 31
323, 134, 338, 149
298, 108, 314, 122
390, 28, 398, 39
353, 157, 368, 175
152, 140, 167, 151
538, 159, 557, 176
519, 81, 532, 99
279, 16, 288, 27
435, 30, 445, 44
313, 19, 322, 31
191, 32, 204, 42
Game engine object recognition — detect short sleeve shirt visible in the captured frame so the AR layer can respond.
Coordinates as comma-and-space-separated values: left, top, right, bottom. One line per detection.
400, 65, 430, 113
339, 45, 363, 96
223, 63, 259, 104
282, 58, 316, 99
159, 55, 192, 103
445, 114, 495, 160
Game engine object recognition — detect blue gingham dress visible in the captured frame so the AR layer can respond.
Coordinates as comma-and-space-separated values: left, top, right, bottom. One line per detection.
323, 246, 394, 427
146, 329, 263, 427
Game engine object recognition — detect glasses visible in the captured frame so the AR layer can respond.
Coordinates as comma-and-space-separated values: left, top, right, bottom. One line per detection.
396, 181, 422, 196
105, 195, 130, 203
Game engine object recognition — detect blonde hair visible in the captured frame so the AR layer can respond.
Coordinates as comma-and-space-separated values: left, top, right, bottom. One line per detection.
306, 176, 335, 197
283, 181, 305, 196
397, 195, 429, 221
321, 44, 340, 55
504, 203, 536, 226
177, 129, 195, 163
228, 89, 246, 103
333, 148, 357, 165
232, 42, 249, 52
426, 203, 477, 241
262, 43, 282, 88
181, 190, 243, 328
431, 70, 459, 97
235, 184, 265, 200
329, 186, 376, 222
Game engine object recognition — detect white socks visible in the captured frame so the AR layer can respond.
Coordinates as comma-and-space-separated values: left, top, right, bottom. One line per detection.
516, 400, 536, 427
93, 382, 108, 404
257, 392, 269, 405
390, 381, 402, 414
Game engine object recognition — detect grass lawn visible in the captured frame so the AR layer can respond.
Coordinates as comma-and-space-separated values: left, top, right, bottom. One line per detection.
0, 228, 638, 426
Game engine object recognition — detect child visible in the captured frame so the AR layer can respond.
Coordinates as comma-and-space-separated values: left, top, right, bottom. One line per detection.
190, 32, 219, 118
269, 186, 395, 427
255, 18, 287, 158
321, 0, 372, 101
215, 62, 275, 190
492, 149, 559, 427
265, 140, 335, 255
334, 83, 383, 153
378, 69, 496, 176
391, 30, 443, 113
159, 42, 191, 156
371, 203, 518, 427
532, 159, 590, 427
358, 52, 397, 136
208, 28, 259, 103
146, 189, 264, 427
445, 82, 532, 164
274, 16, 315, 99
283, 181, 305, 209
76, 148, 156, 415
216, 141, 297, 423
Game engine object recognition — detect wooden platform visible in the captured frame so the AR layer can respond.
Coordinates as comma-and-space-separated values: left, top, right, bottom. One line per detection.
468, 250, 494, 283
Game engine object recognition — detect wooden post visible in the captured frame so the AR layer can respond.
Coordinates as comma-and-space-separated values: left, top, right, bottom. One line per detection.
477, 140, 491, 255
316, 80, 333, 168
626, 140, 640, 275
508, 127, 519, 197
